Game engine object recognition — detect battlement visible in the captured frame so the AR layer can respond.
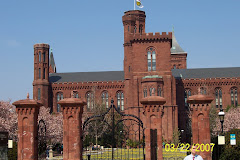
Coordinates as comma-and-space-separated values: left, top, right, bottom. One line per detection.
130, 32, 172, 42
34, 43, 50, 48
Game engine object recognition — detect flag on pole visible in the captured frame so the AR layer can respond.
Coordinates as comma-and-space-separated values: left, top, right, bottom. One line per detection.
136, 0, 144, 8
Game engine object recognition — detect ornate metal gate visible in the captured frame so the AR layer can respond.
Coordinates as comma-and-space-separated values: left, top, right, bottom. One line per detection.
82, 100, 145, 160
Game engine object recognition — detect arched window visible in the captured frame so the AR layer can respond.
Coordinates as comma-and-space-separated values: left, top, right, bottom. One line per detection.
215, 88, 222, 108
147, 48, 156, 71
57, 92, 63, 112
117, 91, 124, 111
143, 88, 147, 98
184, 89, 191, 107
101, 91, 109, 108
43, 52, 46, 62
149, 87, 155, 96
39, 51, 41, 62
38, 88, 41, 100
200, 87, 207, 95
73, 91, 79, 98
139, 25, 143, 34
86, 92, 94, 111
231, 87, 238, 107
39, 68, 41, 79
157, 86, 162, 96
43, 68, 45, 79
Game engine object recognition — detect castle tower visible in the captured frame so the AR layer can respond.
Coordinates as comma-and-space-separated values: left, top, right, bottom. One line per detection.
122, 10, 146, 80
33, 43, 50, 108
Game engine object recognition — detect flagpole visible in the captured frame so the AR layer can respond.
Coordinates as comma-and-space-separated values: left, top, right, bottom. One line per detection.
134, 0, 135, 10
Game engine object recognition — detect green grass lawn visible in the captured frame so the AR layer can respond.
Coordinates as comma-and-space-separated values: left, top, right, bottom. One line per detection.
53, 148, 186, 160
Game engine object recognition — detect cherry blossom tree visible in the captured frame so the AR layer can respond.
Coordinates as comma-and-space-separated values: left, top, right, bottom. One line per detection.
212, 107, 240, 134
0, 101, 18, 141
38, 106, 63, 145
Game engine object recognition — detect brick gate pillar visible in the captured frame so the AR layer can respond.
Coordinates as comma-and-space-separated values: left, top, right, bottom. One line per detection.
58, 94, 86, 160
187, 90, 213, 160
141, 96, 166, 160
13, 93, 42, 160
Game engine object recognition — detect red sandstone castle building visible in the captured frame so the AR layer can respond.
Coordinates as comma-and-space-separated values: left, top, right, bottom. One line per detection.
32, 10, 240, 142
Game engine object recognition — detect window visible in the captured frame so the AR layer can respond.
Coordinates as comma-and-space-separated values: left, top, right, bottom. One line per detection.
128, 26, 129, 32
38, 88, 41, 100
102, 91, 109, 108
184, 89, 191, 107
139, 25, 143, 34
117, 91, 124, 111
147, 48, 156, 71
157, 86, 162, 96
73, 91, 79, 98
143, 88, 147, 98
86, 92, 94, 111
231, 87, 238, 107
215, 88, 222, 108
43, 52, 46, 62
57, 92, 63, 112
200, 87, 207, 95
39, 68, 41, 79
43, 68, 45, 79
39, 51, 41, 62
149, 87, 155, 96
134, 25, 137, 33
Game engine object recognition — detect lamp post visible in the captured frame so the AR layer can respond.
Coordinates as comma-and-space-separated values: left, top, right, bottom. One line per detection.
218, 109, 225, 134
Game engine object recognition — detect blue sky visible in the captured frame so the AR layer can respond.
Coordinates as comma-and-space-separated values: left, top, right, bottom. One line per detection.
1, 0, 240, 102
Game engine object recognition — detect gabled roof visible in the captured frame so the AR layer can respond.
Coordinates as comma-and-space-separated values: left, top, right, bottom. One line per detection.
171, 32, 186, 54
49, 71, 124, 83
172, 67, 240, 79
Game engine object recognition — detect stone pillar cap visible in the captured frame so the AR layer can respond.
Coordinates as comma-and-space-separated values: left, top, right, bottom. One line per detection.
187, 94, 214, 104
13, 93, 42, 107
58, 97, 87, 106
140, 96, 166, 105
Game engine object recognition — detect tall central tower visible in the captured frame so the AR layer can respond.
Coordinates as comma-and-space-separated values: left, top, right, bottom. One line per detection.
122, 10, 177, 141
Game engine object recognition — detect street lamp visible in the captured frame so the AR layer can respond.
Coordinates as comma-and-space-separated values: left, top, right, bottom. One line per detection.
218, 109, 225, 134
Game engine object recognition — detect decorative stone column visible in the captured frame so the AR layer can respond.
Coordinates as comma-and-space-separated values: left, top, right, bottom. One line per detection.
187, 90, 213, 160
13, 93, 42, 160
58, 94, 86, 160
141, 95, 166, 160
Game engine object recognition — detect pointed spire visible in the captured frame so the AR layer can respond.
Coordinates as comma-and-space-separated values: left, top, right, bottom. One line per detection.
171, 28, 186, 54
49, 48, 56, 73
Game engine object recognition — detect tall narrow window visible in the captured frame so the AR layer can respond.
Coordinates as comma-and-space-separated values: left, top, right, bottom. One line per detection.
57, 92, 63, 112
121, 92, 124, 111
200, 87, 207, 95
101, 91, 109, 108
43, 68, 45, 79
143, 88, 147, 97
215, 88, 222, 108
117, 91, 124, 111
157, 86, 162, 96
231, 87, 238, 107
39, 51, 41, 62
139, 25, 143, 34
147, 48, 156, 71
43, 52, 46, 62
39, 68, 41, 79
38, 88, 41, 100
184, 89, 191, 107
149, 87, 155, 96
134, 26, 137, 33
86, 92, 94, 111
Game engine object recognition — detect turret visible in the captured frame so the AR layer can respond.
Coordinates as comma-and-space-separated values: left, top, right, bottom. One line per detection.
122, 10, 146, 44
33, 43, 50, 108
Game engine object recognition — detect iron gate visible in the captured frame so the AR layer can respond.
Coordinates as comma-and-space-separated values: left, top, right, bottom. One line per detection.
82, 99, 145, 160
